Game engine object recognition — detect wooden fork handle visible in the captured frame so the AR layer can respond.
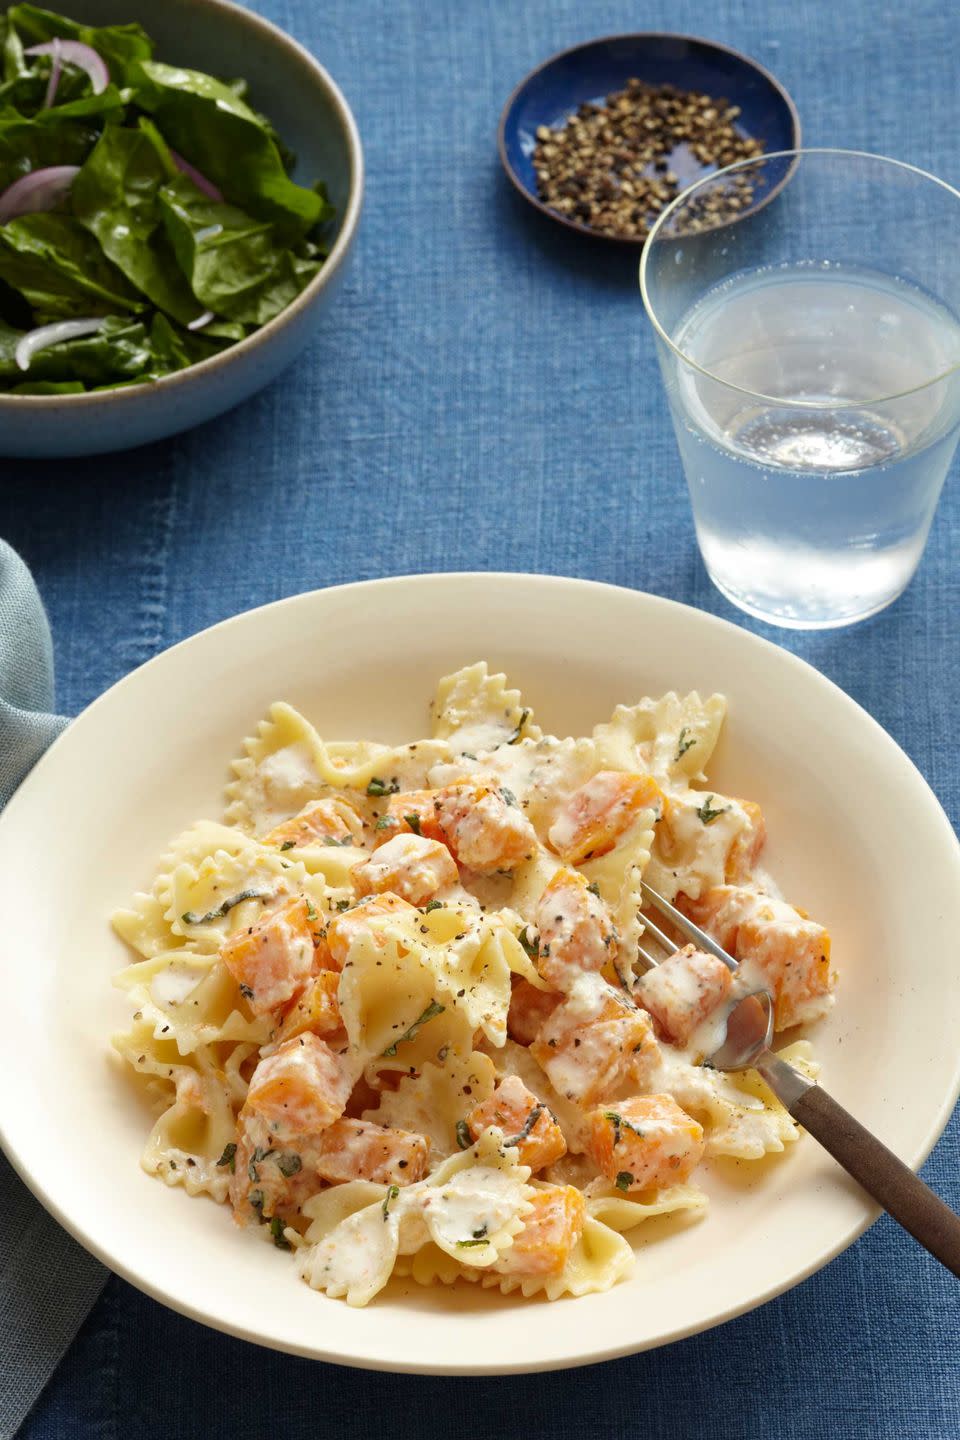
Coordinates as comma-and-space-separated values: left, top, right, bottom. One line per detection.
786, 1076, 960, 1277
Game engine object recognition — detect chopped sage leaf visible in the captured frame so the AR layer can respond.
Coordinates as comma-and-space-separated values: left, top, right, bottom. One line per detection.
367, 777, 399, 797
216, 1142, 237, 1171
614, 963, 633, 994
696, 795, 730, 825
424, 899, 443, 913
507, 708, 530, 745
381, 1000, 446, 1057
269, 1215, 291, 1250
615, 1170, 634, 1192
279, 839, 296, 851
404, 812, 422, 835
382, 1183, 400, 1220
181, 888, 269, 924
603, 1111, 646, 1144
503, 1105, 543, 1148
277, 1152, 302, 1178
675, 726, 697, 761
518, 926, 539, 961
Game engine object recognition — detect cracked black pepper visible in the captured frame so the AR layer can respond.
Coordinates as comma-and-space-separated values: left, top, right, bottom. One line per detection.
533, 78, 765, 240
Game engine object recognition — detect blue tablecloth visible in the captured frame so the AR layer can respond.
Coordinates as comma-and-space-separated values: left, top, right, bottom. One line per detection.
3, 0, 958, 1434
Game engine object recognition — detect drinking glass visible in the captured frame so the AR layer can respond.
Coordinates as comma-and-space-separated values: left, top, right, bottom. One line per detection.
640, 149, 960, 628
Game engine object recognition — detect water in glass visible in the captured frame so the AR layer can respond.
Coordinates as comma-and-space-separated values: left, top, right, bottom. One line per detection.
666, 261, 960, 626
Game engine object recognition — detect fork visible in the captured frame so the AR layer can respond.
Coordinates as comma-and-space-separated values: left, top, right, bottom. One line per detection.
638, 879, 960, 1278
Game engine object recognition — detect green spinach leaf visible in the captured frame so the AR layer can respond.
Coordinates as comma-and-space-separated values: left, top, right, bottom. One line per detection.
0, 212, 142, 318
0, 114, 99, 191
0, 52, 95, 115
72, 121, 203, 324
148, 310, 235, 370
133, 60, 331, 238
28, 82, 127, 122
7, 5, 153, 86
0, 313, 152, 386
2, 16, 28, 85
157, 174, 322, 324
10, 377, 84, 392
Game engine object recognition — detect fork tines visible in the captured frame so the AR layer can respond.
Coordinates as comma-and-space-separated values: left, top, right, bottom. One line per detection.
639, 879, 737, 974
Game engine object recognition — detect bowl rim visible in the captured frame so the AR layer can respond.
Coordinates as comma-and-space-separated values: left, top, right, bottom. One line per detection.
1, 571, 959, 1372
497, 30, 801, 247
0, 0, 364, 408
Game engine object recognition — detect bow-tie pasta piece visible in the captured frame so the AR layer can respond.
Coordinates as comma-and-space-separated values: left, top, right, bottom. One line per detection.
592, 692, 727, 785
431, 661, 542, 753
299, 1130, 534, 1305
362, 1050, 497, 1161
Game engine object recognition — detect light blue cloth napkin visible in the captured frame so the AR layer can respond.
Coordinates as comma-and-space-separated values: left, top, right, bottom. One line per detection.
0, 541, 107, 1440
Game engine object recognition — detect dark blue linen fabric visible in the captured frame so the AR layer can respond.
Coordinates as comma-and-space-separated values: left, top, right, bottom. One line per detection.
2, 0, 958, 1434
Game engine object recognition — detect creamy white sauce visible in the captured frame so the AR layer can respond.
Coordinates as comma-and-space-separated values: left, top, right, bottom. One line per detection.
749, 864, 783, 900
300, 1202, 399, 1303
646, 790, 749, 901
545, 770, 632, 859
563, 972, 613, 1024
440, 720, 519, 755
414, 1164, 524, 1254
638, 951, 706, 1011
150, 965, 206, 1007
687, 1003, 734, 1063
300, 1146, 531, 1301
257, 743, 319, 811
429, 737, 594, 831
535, 974, 642, 1103
354, 833, 456, 903
380, 740, 453, 793
546, 805, 580, 857
652, 1045, 764, 1115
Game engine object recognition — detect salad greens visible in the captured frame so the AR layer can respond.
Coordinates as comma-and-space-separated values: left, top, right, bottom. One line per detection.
0, 4, 334, 393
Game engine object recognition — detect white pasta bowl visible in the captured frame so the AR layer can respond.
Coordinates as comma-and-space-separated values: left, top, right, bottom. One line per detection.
0, 573, 958, 1372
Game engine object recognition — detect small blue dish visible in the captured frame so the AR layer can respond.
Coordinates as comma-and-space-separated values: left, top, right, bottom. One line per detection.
499, 32, 800, 244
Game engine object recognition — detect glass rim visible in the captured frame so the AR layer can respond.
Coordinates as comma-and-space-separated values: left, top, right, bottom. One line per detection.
639, 146, 960, 410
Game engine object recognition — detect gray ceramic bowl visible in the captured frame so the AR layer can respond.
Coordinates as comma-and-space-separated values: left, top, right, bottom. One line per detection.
0, 0, 363, 457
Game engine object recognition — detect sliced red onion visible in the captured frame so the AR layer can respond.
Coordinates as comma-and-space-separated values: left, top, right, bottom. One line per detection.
186, 310, 214, 331
169, 149, 223, 202
15, 317, 105, 372
42, 36, 62, 109
0, 165, 80, 223
25, 39, 109, 96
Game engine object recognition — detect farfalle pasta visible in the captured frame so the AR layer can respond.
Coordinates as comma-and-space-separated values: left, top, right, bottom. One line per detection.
111, 663, 835, 1305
